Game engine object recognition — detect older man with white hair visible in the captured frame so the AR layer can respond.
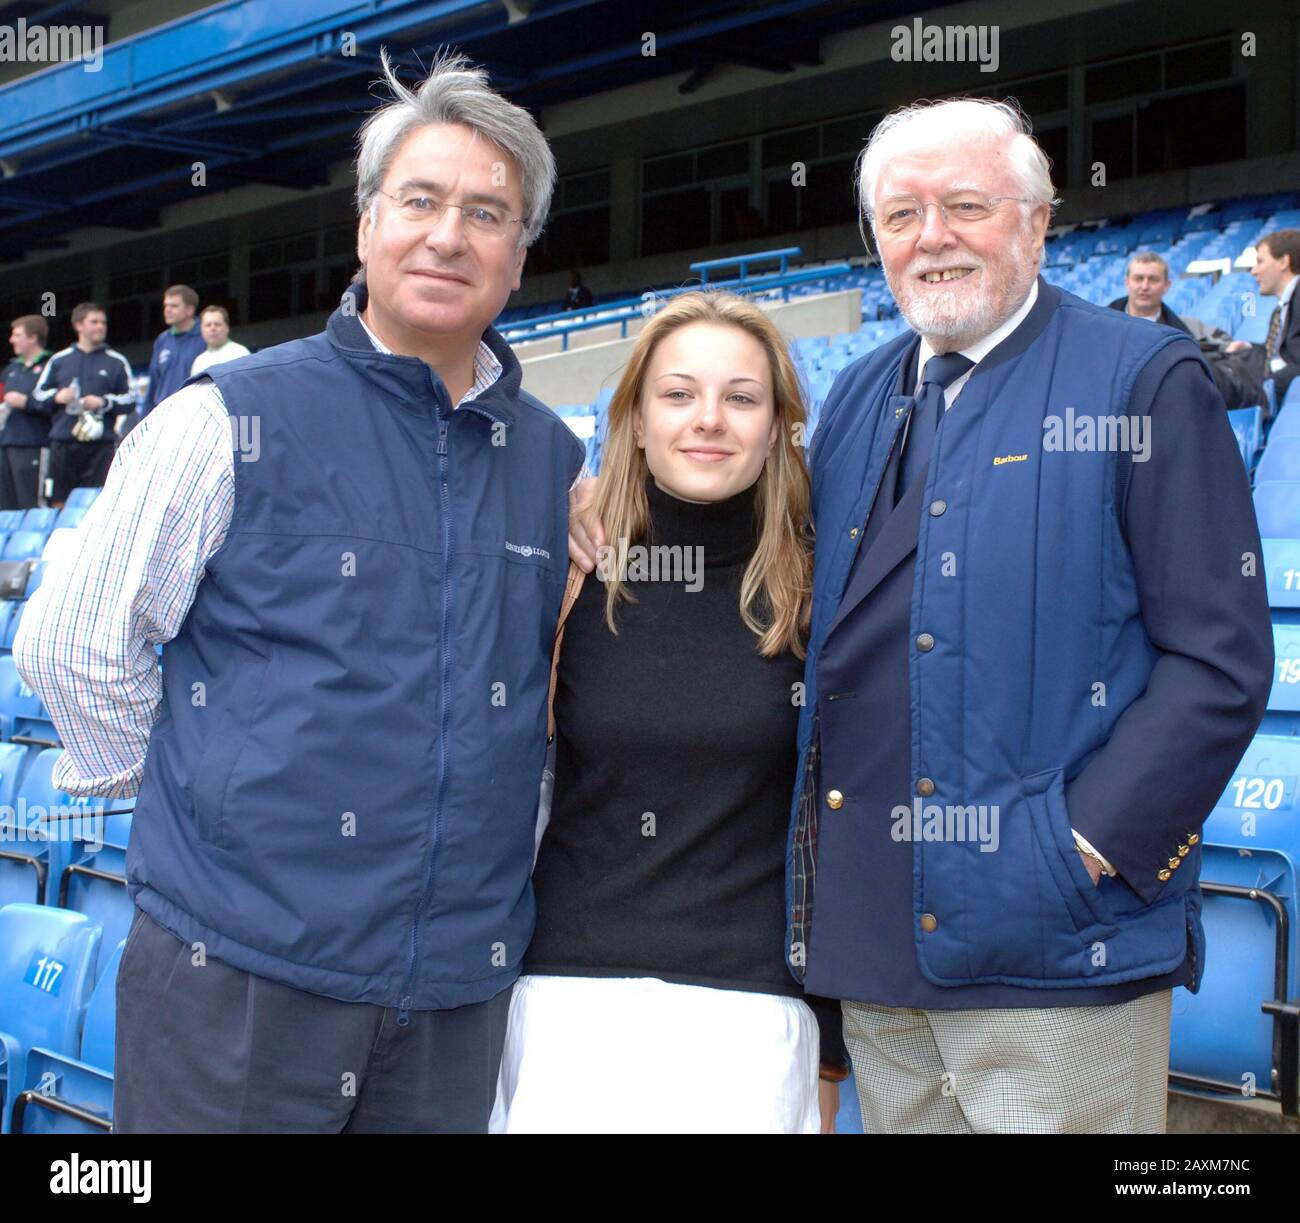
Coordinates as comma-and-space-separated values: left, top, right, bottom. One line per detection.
18, 51, 584, 1133
781, 99, 1272, 1132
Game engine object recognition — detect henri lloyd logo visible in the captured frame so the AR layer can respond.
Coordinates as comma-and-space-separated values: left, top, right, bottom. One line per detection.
891, 18, 1000, 73
506, 540, 551, 560
0, 19, 104, 71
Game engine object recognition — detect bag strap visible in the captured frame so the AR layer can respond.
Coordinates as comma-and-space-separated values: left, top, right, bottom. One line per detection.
548, 561, 586, 741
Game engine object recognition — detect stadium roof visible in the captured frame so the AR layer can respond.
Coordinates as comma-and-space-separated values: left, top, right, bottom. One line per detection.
0, 0, 909, 262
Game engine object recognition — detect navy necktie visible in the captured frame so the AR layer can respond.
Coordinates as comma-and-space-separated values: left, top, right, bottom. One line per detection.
896, 351, 975, 504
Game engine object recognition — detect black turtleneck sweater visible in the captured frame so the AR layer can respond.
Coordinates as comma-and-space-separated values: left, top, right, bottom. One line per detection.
526, 476, 844, 1069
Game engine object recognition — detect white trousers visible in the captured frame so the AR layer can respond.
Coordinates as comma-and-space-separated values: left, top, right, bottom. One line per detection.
490, 974, 821, 1133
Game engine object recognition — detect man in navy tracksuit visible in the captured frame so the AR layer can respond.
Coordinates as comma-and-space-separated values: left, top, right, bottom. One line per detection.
31, 302, 135, 504
0, 314, 53, 509
19, 53, 582, 1134
136, 283, 207, 419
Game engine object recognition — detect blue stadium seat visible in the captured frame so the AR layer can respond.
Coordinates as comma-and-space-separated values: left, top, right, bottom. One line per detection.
0, 741, 40, 909
834, 1070, 864, 1133
18, 509, 57, 532
62, 489, 99, 510
0, 902, 102, 1132
24, 561, 48, 598
0, 654, 26, 741
1, 600, 23, 649
1236, 305, 1273, 346
1271, 405, 1300, 440
0, 655, 58, 747
2, 532, 45, 562
1263, 623, 1300, 736
1254, 483, 1300, 541
52, 507, 87, 531
0, 748, 82, 908
59, 808, 133, 964
0, 512, 21, 531
12, 938, 123, 1133
2, 600, 24, 650
1170, 735, 1300, 1111
1261, 537, 1300, 609
1228, 406, 1262, 468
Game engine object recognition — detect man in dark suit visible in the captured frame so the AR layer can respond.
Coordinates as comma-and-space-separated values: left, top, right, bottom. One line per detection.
1109, 251, 1264, 410
1227, 229, 1300, 402
1107, 251, 1194, 335
562, 270, 593, 311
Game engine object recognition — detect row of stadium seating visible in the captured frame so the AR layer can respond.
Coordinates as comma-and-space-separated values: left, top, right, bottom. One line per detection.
1171, 378, 1300, 1111
0, 482, 126, 1131
0, 904, 121, 1133
552, 190, 1300, 463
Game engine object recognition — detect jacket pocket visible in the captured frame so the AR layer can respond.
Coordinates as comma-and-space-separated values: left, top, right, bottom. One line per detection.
1022, 765, 1116, 932
189, 655, 271, 849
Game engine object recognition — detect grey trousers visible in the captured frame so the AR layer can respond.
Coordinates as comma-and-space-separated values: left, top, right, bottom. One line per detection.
114, 907, 512, 1133
842, 988, 1173, 1133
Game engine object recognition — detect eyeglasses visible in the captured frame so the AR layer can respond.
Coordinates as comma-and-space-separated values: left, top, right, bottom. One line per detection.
870, 193, 1031, 237
376, 188, 524, 240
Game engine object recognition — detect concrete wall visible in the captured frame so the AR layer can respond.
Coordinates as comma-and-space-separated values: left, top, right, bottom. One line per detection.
518, 288, 861, 407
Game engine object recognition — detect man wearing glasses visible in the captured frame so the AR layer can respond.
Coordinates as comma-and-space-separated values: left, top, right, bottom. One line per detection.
781, 97, 1273, 1132
17, 51, 584, 1133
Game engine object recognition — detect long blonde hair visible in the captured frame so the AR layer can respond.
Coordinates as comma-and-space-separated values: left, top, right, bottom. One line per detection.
593, 290, 812, 659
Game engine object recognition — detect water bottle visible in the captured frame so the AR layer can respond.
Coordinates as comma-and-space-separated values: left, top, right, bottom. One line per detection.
67, 375, 82, 415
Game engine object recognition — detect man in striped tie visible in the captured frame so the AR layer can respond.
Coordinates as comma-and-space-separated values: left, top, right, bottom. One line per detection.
1227, 229, 1300, 402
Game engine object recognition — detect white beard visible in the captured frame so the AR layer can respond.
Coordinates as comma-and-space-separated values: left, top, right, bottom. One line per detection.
889, 243, 1039, 349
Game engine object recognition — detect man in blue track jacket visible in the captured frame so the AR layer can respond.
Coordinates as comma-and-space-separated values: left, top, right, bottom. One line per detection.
0, 314, 53, 509
136, 284, 206, 419
30, 302, 135, 504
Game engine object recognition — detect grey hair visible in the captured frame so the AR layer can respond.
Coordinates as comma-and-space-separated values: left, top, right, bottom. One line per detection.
856, 97, 1060, 239
355, 48, 555, 248
1126, 250, 1170, 279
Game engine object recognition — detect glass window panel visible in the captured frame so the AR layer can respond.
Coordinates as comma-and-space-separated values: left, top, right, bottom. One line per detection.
1086, 55, 1159, 105
641, 188, 709, 257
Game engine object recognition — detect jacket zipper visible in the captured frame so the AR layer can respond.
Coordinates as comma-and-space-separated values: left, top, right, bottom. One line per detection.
397, 408, 452, 1025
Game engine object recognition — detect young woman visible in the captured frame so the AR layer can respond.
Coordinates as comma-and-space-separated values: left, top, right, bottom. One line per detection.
491, 291, 845, 1134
